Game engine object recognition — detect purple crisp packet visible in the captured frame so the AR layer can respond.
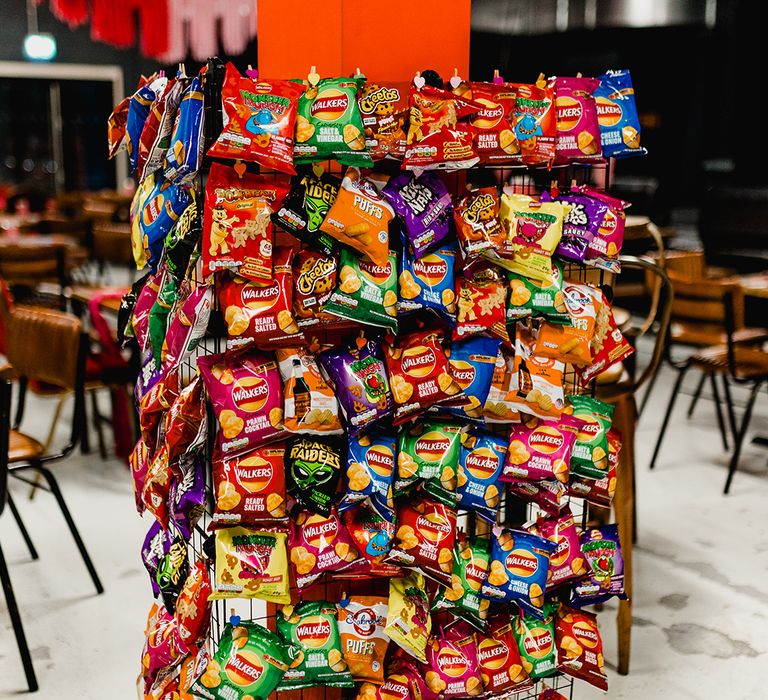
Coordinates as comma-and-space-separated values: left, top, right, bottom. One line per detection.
543, 190, 606, 262
169, 454, 206, 540
161, 282, 213, 369
141, 520, 167, 597
382, 170, 452, 258
135, 352, 162, 406
571, 523, 627, 607
317, 337, 393, 435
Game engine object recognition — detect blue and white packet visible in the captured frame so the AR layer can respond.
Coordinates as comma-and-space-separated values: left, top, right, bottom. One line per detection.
397, 239, 457, 322
140, 178, 191, 271
594, 69, 646, 159
339, 432, 396, 512
446, 336, 500, 421
126, 76, 168, 174
457, 430, 508, 523
164, 76, 205, 184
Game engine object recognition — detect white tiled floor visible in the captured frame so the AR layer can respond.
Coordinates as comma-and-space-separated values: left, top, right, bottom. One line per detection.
1, 364, 767, 698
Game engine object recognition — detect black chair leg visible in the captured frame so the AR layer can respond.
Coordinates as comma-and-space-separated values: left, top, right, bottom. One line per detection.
650, 366, 688, 470
6, 495, 38, 560
721, 374, 738, 443
35, 465, 104, 594
724, 381, 763, 495
13, 377, 27, 431
709, 373, 729, 452
686, 370, 707, 418
0, 542, 38, 692
639, 359, 662, 416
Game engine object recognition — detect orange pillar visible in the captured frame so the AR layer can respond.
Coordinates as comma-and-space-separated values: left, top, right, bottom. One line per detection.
257, 0, 471, 82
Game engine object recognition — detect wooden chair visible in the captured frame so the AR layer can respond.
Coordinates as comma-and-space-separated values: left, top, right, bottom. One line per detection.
594, 255, 674, 676
0, 245, 68, 307
92, 221, 134, 279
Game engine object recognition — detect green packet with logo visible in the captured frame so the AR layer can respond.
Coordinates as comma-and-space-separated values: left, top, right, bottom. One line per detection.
432, 534, 491, 630
512, 601, 559, 680
277, 600, 355, 691
271, 168, 340, 257
565, 394, 614, 480
323, 248, 398, 332
506, 259, 571, 325
294, 76, 373, 167
190, 619, 296, 699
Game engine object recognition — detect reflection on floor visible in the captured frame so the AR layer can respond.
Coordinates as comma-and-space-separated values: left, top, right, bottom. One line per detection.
0, 363, 766, 699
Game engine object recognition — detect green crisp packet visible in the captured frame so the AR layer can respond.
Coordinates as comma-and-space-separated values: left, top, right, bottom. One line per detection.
512, 601, 559, 680
190, 620, 295, 699
323, 248, 398, 332
277, 600, 355, 691
293, 76, 373, 166
432, 535, 491, 629
565, 394, 614, 480
506, 260, 571, 324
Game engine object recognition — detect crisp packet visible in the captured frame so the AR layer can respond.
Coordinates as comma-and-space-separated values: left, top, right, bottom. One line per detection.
543, 190, 607, 263
168, 455, 205, 540
477, 614, 533, 696
481, 527, 556, 618
141, 521, 167, 597
108, 89, 133, 159
289, 509, 361, 589
319, 167, 394, 266
595, 69, 646, 159
323, 248, 398, 331
555, 604, 608, 690
387, 494, 457, 586
459, 81, 521, 164
140, 602, 185, 692
292, 248, 338, 327
342, 498, 400, 576
564, 394, 614, 480
512, 601, 558, 679
210, 527, 290, 603
385, 330, 464, 425
339, 432, 396, 512
571, 524, 627, 606
127, 75, 167, 173
432, 535, 491, 630
163, 76, 204, 184
174, 558, 211, 651
207, 63, 305, 174
191, 620, 294, 699
502, 415, 581, 483
294, 75, 371, 167
454, 187, 507, 261
552, 76, 602, 164
508, 478, 567, 516
161, 282, 213, 368
164, 376, 206, 462
131, 438, 150, 514
317, 336, 393, 435
142, 446, 172, 527
384, 571, 432, 662
396, 421, 463, 505
382, 171, 452, 258
424, 622, 484, 697
130, 174, 156, 270
531, 508, 588, 590
198, 351, 284, 454
507, 260, 570, 324
512, 81, 556, 167
216, 246, 304, 350
483, 349, 522, 424
285, 435, 345, 516
398, 241, 457, 321
568, 428, 620, 508
138, 78, 181, 180
457, 431, 507, 522
447, 337, 501, 421
277, 600, 355, 690
375, 662, 437, 700
139, 179, 192, 272
454, 272, 508, 342
276, 347, 343, 435
358, 81, 410, 160
211, 443, 287, 528
337, 596, 389, 684
202, 163, 289, 282
576, 185, 629, 271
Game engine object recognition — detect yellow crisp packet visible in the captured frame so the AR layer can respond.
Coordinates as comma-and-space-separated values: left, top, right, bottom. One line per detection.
499, 193, 570, 282
210, 527, 291, 604
383, 571, 431, 663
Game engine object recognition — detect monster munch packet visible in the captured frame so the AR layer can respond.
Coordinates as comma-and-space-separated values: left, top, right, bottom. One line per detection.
511, 81, 556, 167
571, 524, 627, 607
285, 435, 344, 516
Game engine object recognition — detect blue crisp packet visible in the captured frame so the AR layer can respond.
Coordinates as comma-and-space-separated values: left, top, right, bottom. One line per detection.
164, 76, 205, 184
594, 69, 647, 159
446, 336, 500, 421
140, 179, 191, 271
457, 430, 508, 523
397, 240, 457, 321
126, 76, 167, 173
480, 527, 556, 618
339, 432, 397, 512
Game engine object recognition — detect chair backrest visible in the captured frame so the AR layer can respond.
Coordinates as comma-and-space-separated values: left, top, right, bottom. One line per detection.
0, 373, 11, 517
662, 250, 706, 278
92, 222, 134, 265
0, 245, 67, 290
667, 270, 746, 338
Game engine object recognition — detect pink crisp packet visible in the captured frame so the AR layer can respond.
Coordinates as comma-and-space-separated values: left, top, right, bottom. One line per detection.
161, 282, 213, 368
198, 351, 284, 455
132, 269, 163, 351
140, 602, 186, 693
553, 76, 602, 164
424, 621, 484, 698
288, 508, 361, 590
129, 437, 150, 514
507, 478, 567, 516
575, 185, 629, 273
531, 507, 588, 590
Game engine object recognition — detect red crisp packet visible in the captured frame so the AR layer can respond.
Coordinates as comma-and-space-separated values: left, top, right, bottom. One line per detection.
454, 274, 509, 343
358, 81, 410, 160
555, 604, 608, 691
531, 508, 588, 590
478, 613, 533, 697
217, 246, 304, 350
341, 500, 402, 579
164, 375, 206, 462
289, 509, 362, 590
458, 81, 522, 164
130, 438, 150, 514
207, 62, 305, 174
202, 163, 289, 282
142, 446, 171, 527
174, 558, 211, 652
512, 82, 556, 167
139, 368, 180, 454
385, 329, 465, 425
424, 622, 484, 697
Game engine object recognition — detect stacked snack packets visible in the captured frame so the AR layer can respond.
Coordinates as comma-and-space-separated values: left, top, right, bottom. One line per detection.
116, 63, 644, 700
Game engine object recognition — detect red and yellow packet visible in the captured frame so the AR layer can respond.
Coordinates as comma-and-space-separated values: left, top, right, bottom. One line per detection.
320, 167, 394, 267
207, 62, 305, 174
457, 81, 521, 164
552, 76, 602, 164
454, 273, 509, 342
358, 81, 410, 160
555, 604, 608, 691
454, 187, 507, 261
530, 508, 588, 589
174, 558, 211, 651
477, 614, 533, 697
164, 375, 206, 462
202, 163, 289, 282
217, 246, 304, 350
211, 443, 288, 528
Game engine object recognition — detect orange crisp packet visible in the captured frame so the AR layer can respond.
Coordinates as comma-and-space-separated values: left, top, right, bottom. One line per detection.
320, 167, 393, 267
337, 595, 389, 684
509, 324, 565, 419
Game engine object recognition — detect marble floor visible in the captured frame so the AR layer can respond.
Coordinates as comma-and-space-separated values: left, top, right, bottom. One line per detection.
0, 362, 766, 699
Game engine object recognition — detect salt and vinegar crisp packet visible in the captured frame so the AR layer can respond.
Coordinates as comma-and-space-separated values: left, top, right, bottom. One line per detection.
511, 601, 559, 680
